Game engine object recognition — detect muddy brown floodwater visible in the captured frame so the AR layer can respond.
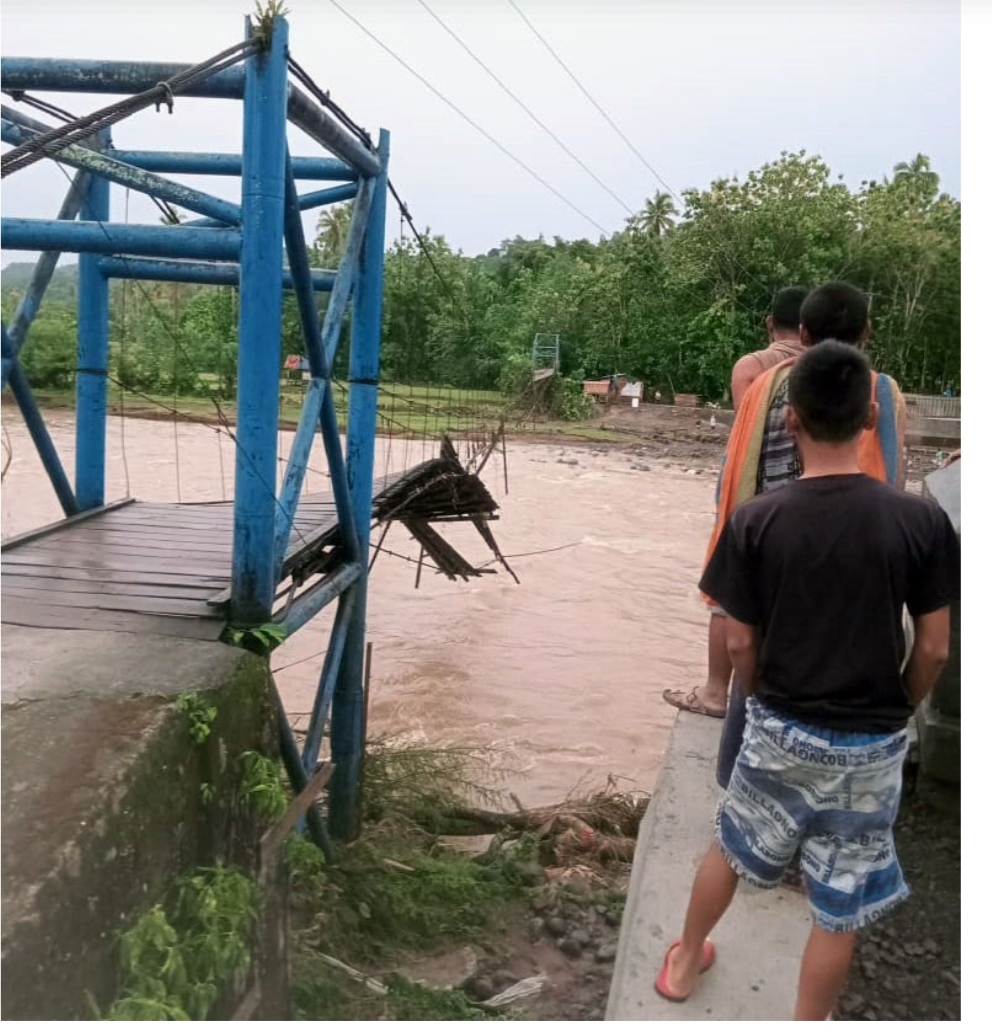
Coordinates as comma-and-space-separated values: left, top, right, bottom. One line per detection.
0, 410, 721, 804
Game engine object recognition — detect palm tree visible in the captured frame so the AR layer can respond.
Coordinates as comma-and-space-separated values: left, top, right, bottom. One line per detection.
314, 202, 354, 265
892, 154, 940, 203
634, 190, 677, 237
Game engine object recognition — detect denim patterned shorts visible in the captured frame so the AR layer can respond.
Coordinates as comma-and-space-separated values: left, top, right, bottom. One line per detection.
716, 698, 910, 933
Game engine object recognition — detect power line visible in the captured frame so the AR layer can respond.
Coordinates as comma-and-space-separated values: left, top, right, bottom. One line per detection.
324, 0, 611, 236
415, 0, 634, 217
504, 0, 683, 208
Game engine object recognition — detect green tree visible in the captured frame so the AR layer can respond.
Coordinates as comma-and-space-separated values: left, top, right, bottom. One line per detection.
17, 309, 77, 389
851, 161, 960, 391
891, 153, 941, 205
313, 202, 354, 267
632, 190, 677, 237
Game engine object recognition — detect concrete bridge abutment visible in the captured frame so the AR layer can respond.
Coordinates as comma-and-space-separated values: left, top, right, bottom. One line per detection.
1, 625, 290, 1020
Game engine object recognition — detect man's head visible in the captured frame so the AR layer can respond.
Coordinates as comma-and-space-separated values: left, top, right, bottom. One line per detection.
787, 340, 875, 443
799, 282, 870, 346
766, 286, 807, 338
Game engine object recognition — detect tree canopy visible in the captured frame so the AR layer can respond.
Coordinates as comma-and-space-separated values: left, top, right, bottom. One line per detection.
2, 151, 960, 403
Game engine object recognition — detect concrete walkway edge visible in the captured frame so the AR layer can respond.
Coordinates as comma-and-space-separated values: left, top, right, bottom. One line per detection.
606, 711, 813, 1021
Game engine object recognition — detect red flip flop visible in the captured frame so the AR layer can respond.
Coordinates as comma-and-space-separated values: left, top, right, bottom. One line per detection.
655, 939, 717, 1002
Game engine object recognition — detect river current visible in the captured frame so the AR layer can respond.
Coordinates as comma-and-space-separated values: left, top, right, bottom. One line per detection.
0, 410, 718, 804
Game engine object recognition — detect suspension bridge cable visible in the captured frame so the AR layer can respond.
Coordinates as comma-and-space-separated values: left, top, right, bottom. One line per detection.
1, 39, 258, 178
324, 0, 611, 236
287, 57, 504, 468
504, 0, 683, 207
414, 0, 634, 217
5, 91, 78, 126
4, 94, 183, 225
287, 57, 374, 150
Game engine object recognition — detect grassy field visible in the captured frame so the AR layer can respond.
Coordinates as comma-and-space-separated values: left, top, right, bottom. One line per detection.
19, 381, 627, 444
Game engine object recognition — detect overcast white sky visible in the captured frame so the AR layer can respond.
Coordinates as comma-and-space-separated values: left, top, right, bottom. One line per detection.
0, 0, 963, 262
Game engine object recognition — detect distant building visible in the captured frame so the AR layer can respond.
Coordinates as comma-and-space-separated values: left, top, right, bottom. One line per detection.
583, 374, 628, 404
620, 381, 643, 407
283, 354, 311, 382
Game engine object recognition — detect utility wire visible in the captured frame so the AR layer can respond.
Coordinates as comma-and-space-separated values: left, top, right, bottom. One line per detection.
324, 0, 610, 236
504, 0, 683, 207
415, 0, 634, 216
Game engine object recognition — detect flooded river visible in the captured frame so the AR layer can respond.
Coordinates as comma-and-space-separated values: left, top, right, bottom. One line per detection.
0, 410, 719, 804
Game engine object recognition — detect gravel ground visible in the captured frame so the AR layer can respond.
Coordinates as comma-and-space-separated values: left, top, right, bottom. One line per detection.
834, 774, 961, 1021
466, 767, 961, 1022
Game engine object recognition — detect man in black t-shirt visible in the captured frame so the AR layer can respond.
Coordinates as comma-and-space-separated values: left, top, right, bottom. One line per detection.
654, 342, 958, 1020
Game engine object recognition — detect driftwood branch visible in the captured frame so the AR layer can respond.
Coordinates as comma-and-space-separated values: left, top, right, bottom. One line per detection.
424, 793, 647, 864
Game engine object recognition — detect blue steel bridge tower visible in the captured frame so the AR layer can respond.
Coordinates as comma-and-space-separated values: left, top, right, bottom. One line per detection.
0, 13, 397, 842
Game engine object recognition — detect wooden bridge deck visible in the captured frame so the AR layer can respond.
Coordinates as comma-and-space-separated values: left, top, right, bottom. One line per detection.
1, 449, 500, 640
0, 496, 342, 641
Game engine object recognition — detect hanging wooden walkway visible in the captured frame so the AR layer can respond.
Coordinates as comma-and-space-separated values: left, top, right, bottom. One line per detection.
0, 497, 345, 640
0, 450, 504, 641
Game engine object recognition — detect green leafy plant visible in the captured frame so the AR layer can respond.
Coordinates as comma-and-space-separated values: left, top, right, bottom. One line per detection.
172, 867, 259, 1018
288, 834, 329, 886
105, 905, 191, 1020
229, 622, 289, 655
252, 1, 289, 47
237, 750, 288, 820
176, 693, 217, 746
102, 867, 259, 1021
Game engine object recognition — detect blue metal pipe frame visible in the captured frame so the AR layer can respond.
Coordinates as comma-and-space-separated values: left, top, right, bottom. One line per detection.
1, 115, 242, 226
302, 588, 357, 773
109, 149, 355, 182
1, 218, 242, 260
1, 57, 381, 176
181, 182, 358, 230
75, 132, 111, 511
3, 166, 89, 389
329, 129, 390, 840
97, 257, 336, 292
274, 159, 369, 570
1, 103, 355, 183
2, 326, 78, 515
274, 160, 330, 569
276, 562, 361, 641
2, 17, 390, 841
229, 16, 289, 625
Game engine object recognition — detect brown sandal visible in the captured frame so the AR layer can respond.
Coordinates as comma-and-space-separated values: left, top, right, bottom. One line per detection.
662, 687, 727, 719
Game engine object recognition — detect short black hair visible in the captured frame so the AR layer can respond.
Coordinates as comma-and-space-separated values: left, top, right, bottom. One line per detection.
788, 340, 871, 443
799, 282, 869, 345
769, 286, 807, 332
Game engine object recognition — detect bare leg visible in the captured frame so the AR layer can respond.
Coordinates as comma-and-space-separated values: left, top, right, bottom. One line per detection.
663, 614, 732, 717
702, 613, 733, 710
664, 842, 739, 998
793, 925, 857, 1021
